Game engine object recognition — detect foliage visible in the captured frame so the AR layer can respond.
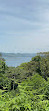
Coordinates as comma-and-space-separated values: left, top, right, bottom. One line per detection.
0, 53, 49, 110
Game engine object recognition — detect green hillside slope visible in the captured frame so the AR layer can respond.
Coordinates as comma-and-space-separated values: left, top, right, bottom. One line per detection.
0, 54, 49, 111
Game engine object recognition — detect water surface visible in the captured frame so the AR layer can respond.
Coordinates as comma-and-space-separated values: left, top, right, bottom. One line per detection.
2, 53, 36, 67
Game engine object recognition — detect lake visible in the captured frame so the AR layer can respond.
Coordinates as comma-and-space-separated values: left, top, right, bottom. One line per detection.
2, 53, 36, 67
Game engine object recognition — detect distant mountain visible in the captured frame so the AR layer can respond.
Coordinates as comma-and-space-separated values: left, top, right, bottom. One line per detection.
1, 52, 36, 57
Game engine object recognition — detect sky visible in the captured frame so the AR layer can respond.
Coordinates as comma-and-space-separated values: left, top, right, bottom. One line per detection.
0, 0, 49, 53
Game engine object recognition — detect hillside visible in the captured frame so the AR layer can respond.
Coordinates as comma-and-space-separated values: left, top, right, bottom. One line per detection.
0, 54, 49, 111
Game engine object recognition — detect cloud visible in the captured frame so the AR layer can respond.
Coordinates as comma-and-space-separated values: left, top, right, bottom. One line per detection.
0, 0, 49, 53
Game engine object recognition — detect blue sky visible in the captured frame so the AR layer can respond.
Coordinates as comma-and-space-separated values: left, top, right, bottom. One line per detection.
0, 0, 49, 53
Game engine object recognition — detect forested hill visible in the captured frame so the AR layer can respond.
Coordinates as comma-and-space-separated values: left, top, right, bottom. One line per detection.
37, 51, 49, 56
0, 53, 49, 111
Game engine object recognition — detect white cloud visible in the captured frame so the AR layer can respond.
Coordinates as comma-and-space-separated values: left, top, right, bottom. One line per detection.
0, 0, 49, 53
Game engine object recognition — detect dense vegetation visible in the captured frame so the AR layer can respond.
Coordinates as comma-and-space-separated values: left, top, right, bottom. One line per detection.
0, 52, 49, 111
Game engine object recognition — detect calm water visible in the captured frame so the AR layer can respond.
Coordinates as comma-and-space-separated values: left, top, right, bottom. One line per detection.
2, 53, 36, 67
